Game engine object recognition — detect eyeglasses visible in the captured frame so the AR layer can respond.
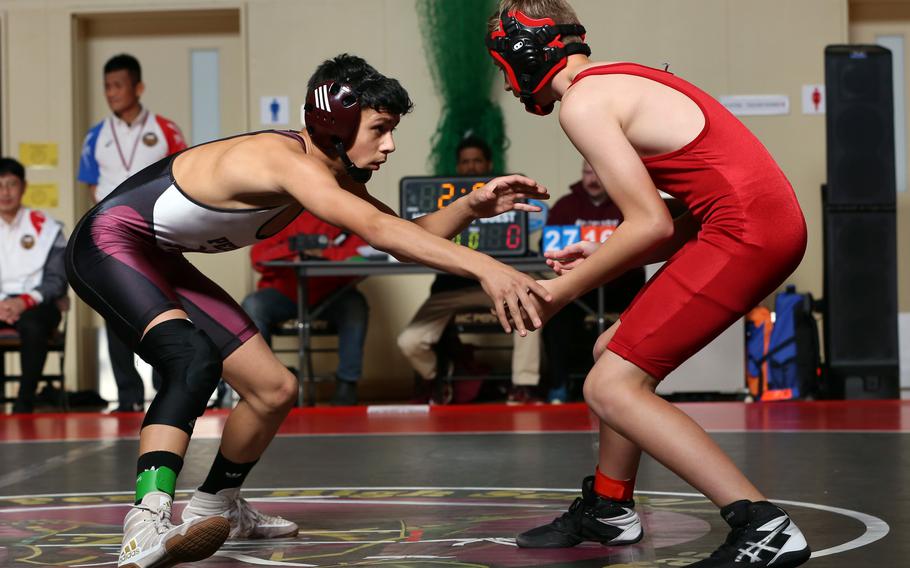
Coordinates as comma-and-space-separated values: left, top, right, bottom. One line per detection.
0, 179, 23, 191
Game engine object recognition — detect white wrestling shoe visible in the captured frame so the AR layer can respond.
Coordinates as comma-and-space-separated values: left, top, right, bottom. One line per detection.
183, 487, 299, 539
118, 491, 229, 568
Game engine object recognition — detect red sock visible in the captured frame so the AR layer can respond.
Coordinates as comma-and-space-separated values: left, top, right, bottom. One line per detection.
594, 467, 635, 501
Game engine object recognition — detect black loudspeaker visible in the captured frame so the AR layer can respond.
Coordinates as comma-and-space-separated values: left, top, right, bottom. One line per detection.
822, 207, 900, 399
825, 45, 896, 206
823, 44, 900, 399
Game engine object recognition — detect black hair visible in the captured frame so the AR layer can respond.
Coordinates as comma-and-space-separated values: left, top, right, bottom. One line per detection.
0, 157, 25, 183
307, 54, 413, 116
104, 54, 142, 85
456, 135, 493, 162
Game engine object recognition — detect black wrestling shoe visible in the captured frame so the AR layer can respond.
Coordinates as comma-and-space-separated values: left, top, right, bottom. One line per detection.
689, 500, 811, 567
516, 476, 642, 548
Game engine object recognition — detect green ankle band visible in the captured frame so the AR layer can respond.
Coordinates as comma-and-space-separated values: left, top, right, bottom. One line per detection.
136, 466, 178, 501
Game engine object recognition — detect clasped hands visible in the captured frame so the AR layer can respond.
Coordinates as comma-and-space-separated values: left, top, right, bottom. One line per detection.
0, 297, 27, 325
496, 239, 602, 333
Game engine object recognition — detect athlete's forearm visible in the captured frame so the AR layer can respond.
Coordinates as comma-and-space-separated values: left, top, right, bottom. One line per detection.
365, 213, 491, 279
550, 219, 672, 301
412, 197, 476, 239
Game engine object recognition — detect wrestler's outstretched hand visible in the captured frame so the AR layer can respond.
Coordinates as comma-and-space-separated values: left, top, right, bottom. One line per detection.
467, 174, 549, 219
500, 278, 568, 332
478, 262, 552, 336
544, 240, 600, 275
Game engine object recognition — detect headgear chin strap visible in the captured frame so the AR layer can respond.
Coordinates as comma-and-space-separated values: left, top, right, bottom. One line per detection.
303, 81, 373, 183
334, 140, 372, 184
486, 9, 591, 116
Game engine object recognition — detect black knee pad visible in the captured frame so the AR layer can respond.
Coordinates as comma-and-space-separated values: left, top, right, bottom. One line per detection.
136, 319, 223, 434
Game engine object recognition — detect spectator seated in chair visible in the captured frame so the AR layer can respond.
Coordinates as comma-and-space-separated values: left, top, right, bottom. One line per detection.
241, 210, 369, 406
0, 157, 68, 414
398, 136, 541, 404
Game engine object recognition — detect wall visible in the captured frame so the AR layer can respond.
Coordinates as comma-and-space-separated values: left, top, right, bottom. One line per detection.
0, 0, 849, 399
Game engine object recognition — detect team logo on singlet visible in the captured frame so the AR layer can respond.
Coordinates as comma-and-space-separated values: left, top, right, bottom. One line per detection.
142, 132, 158, 146
20, 235, 34, 250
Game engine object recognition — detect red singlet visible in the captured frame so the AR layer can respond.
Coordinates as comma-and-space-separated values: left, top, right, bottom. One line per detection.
570, 63, 807, 379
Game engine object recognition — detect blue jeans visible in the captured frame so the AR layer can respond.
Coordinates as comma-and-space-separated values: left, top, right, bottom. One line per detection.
241, 287, 368, 382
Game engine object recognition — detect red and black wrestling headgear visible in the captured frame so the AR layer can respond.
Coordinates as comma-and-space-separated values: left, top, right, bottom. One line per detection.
486, 9, 591, 116
303, 80, 372, 183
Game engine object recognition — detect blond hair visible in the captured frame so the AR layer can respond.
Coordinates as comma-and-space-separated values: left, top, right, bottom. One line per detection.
488, 0, 583, 43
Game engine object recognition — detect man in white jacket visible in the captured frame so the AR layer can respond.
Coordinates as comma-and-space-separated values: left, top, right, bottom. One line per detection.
0, 157, 67, 413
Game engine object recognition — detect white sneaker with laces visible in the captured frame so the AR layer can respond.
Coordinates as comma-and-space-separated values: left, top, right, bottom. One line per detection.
118, 491, 229, 568
183, 487, 299, 539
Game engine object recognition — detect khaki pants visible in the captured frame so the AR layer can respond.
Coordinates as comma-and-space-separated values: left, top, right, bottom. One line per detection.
397, 288, 540, 386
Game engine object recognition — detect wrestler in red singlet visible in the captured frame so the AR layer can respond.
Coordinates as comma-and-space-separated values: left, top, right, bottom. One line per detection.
487, 3, 812, 567
572, 64, 808, 380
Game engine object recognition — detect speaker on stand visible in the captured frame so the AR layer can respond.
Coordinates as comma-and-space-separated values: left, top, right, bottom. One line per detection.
822, 45, 900, 399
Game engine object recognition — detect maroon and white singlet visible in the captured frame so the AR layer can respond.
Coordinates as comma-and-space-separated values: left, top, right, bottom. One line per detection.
66, 130, 306, 358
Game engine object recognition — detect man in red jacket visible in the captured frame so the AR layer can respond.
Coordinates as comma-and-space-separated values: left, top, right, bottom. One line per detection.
242, 211, 369, 405
543, 161, 644, 403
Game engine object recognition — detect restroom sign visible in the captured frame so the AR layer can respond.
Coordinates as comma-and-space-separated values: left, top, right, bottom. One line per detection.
260, 96, 290, 125
802, 85, 826, 115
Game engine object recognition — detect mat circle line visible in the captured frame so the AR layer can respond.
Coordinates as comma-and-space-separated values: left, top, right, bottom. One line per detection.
0, 486, 888, 560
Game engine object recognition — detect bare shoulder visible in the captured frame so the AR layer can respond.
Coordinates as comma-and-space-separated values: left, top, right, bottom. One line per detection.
559, 77, 624, 132
225, 132, 300, 166
218, 133, 327, 188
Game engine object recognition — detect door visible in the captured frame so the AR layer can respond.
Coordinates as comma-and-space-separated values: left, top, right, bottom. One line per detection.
74, 8, 248, 400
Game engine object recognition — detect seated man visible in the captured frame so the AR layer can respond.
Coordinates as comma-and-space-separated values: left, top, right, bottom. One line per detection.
398, 136, 541, 403
0, 157, 68, 414
242, 210, 369, 405
542, 161, 645, 403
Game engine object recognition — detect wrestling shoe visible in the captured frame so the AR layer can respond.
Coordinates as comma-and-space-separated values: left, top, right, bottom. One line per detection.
183, 487, 299, 539
118, 491, 229, 568
689, 500, 811, 567
516, 475, 642, 548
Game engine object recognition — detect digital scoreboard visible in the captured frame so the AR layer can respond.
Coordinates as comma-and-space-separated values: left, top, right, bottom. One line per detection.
399, 176, 528, 256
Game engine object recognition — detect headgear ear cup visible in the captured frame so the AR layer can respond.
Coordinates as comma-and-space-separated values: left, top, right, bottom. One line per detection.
486, 9, 591, 116
303, 80, 373, 183
304, 81, 361, 148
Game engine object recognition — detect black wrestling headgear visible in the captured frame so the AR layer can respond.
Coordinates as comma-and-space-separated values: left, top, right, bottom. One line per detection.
486, 9, 591, 116
303, 80, 372, 183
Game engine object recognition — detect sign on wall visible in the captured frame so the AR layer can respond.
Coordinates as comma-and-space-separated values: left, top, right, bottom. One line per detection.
22, 183, 59, 208
260, 96, 289, 125
719, 95, 790, 116
801, 85, 826, 115
19, 143, 58, 168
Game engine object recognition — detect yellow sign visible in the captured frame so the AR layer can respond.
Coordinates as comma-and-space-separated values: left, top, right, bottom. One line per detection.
22, 183, 59, 208
19, 142, 59, 168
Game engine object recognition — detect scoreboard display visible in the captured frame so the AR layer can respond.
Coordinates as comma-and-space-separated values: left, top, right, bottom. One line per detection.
399, 176, 528, 256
